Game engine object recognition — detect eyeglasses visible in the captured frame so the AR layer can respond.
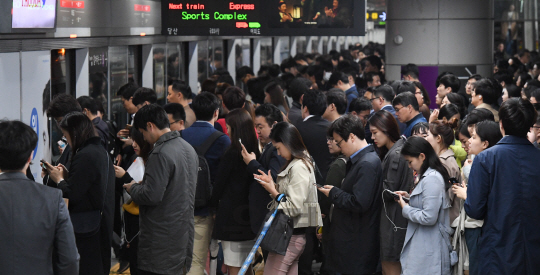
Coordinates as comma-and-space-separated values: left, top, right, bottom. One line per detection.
369, 97, 379, 102
335, 138, 344, 148
394, 107, 403, 112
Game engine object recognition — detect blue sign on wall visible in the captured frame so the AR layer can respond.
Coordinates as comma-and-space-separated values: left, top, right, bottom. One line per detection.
30, 108, 39, 159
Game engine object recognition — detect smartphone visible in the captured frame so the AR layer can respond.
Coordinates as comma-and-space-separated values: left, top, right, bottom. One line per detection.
386, 190, 410, 203
449, 177, 459, 186
238, 138, 243, 145
125, 124, 132, 131
40, 159, 49, 170
313, 182, 325, 188
254, 177, 267, 184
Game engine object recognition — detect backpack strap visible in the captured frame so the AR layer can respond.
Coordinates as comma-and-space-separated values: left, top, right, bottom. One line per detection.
196, 131, 226, 155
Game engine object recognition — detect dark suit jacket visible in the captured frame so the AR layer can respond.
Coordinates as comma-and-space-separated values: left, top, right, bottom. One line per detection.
246, 143, 286, 234
181, 121, 231, 216
296, 115, 333, 215
0, 172, 79, 274
326, 145, 383, 274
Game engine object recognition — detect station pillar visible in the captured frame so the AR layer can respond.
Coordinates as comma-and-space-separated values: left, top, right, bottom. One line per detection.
384, 0, 493, 107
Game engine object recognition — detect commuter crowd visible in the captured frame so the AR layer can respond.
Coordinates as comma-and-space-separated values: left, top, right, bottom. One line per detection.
2, 42, 540, 275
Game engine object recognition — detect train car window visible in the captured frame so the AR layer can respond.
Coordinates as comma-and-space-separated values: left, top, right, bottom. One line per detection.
154, 44, 167, 105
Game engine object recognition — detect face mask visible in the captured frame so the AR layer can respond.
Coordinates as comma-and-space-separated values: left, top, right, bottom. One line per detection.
324, 72, 332, 81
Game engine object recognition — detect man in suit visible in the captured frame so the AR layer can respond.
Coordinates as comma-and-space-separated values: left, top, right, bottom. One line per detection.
328, 71, 359, 112
370, 84, 407, 134
0, 120, 79, 274
180, 92, 231, 275
296, 89, 331, 275
241, 104, 286, 249
287, 77, 312, 127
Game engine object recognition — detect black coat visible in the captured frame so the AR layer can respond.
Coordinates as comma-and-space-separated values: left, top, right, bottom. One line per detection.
379, 138, 414, 261
326, 145, 383, 274
57, 137, 115, 275
246, 143, 286, 234
296, 116, 333, 215
211, 148, 256, 241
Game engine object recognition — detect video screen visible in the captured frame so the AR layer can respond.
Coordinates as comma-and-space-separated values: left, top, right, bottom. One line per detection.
12, 0, 57, 29
162, 0, 364, 36
269, 0, 354, 29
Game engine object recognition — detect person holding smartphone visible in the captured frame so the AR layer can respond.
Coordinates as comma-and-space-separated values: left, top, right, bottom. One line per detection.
394, 136, 452, 275
210, 109, 260, 275
45, 112, 116, 275
254, 122, 322, 275
369, 110, 414, 275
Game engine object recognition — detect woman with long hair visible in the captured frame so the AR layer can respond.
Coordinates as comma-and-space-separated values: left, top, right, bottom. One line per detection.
254, 122, 322, 275
413, 81, 431, 120
113, 128, 153, 275
394, 137, 452, 275
47, 112, 115, 275
451, 121, 502, 275
369, 110, 414, 275
425, 118, 462, 223
211, 109, 260, 275
264, 81, 290, 114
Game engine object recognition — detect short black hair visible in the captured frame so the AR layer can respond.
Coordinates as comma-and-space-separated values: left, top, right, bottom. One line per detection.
237, 66, 255, 80
439, 74, 461, 93
163, 103, 186, 122
438, 103, 460, 120
392, 92, 419, 111
397, 81, 416, 95
493, 70, 514, 86
328, 114, 365, 141
170, 80, 192, 100
117, 82, 140, 99
468, 74, 482, 81
192, 92, 221, 121
302, 89, 327, 116
473, 78, 499, 105
0, 120, 38, 171
363, 72, 380, 84
475, 121, 503, 148
77, 96, 99, 115
530, 89, 540, 101
365, 55, 382, 71
326, 88, 348, 115
505, 84, 522, 98
46, 94, 82, 118
133, 104, 170, 131
132, 87, 157, 106
222, 86, 246, 110
288, 77, 312, 103
348, 97, 372, 113
328, 71, 349, 87
255, 103, 283, 126
466, 108, 495, 126
373, 84, 395, 102
280, 58, 297, 73
499, 98, 538, 138
401, 63, 419, 79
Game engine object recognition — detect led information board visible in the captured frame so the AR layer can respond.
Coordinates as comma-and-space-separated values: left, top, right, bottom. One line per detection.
162, 0, 365, 36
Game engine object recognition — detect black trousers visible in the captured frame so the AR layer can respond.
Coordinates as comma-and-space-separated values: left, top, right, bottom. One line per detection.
124, 211, 140, 275
298, 227, 319, 275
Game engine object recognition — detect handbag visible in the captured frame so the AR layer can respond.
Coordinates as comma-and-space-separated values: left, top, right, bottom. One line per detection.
70, 154, 110, 237
257, 195, 294, 256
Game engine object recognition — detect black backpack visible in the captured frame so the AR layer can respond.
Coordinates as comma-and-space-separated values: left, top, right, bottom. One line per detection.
181, 130, 225, 209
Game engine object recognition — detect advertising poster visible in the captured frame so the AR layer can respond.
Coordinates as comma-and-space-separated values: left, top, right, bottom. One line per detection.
21, 51, 51, 183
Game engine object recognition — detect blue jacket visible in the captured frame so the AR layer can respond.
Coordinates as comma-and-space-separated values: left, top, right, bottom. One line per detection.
180, 121, 231, 216
402, 113, 427, 137
381, 105, 407, 136
465, 136, 540, 274
345, 85, 359, 112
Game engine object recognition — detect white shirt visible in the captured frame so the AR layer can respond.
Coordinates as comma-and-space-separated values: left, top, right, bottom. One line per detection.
303, 115, 315, 122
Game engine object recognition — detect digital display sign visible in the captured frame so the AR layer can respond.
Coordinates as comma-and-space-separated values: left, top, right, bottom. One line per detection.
162, 0, 365, 36
12, 0, 57, 29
